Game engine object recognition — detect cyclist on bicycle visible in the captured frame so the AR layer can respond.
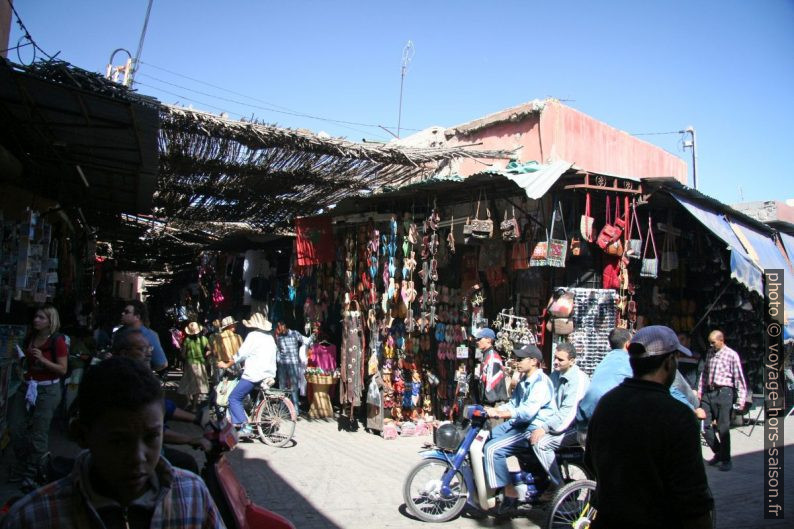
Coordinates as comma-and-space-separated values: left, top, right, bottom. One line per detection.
217, 312, 277, 437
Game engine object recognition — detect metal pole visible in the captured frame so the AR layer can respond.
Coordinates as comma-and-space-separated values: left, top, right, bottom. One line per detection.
397, 40, 414, 139
686, 126, 698, 190
130, 0, 155, 85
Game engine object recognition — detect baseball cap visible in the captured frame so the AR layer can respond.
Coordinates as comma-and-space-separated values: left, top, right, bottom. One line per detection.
628, 325, 693, 358
515, 344, 543, 363
476, 328, 496, 340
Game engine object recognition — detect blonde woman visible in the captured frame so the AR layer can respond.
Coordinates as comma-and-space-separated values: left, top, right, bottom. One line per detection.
7, 304, 68, 487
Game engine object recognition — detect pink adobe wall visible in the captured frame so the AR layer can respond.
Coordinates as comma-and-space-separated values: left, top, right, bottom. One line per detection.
448, 100, 688, 183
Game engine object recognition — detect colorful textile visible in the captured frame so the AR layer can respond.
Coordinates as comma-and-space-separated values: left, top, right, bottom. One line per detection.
183, 336, 208, 365
296, 215, 335, 266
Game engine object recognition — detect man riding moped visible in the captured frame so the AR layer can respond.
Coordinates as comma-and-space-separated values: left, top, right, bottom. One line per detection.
403, 344, 590, 523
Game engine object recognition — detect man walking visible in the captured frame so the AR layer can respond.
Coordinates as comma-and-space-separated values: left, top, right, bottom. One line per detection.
274, 320, 312, 415
529, 342, 589, 499
585, 326, 713, 529
698, 329, 748, 471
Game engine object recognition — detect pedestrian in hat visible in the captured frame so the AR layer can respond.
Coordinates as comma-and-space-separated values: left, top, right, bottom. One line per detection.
210, 316, 242, 381
475, 328, 508, 405
217, 313, 278, 437
584, 325, 714, 528
482, 344, 555, 514
178, 321, 210, 411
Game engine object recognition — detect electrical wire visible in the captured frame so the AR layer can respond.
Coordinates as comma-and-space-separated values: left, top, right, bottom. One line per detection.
6, 0, 59, 62
138, 59, 420, 133
134, 80, 389, 140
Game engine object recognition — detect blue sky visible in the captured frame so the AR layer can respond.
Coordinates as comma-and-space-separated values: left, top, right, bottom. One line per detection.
7, 0, 794, 205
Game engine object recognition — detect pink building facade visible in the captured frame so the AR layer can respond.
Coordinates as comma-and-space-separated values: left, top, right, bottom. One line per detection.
442, 99, 688, 183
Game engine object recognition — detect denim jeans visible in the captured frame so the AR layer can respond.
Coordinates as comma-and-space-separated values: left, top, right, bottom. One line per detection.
228, 378, 256, 425
277, 362, 301, 414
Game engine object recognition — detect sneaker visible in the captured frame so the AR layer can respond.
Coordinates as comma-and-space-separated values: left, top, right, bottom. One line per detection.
237, 425, 254, 437
705, 455, 720, 466
718, 461, 732, 472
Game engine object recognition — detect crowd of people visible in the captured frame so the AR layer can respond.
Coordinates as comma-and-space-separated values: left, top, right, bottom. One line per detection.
0, 299, 770, 528
0, 301, 317, 527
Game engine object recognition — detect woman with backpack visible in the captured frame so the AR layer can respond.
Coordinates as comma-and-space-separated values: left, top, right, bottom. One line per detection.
7, 304, 68, 489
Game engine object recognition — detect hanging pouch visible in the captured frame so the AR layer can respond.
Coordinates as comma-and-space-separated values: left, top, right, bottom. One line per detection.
529, 206, 549, 267
580, 192, 595, 243
626, 199, 643, 259
547, 201, 568, 268
596, 196, 622, 251
660, 224, 679, 271
640, 216, 659, 278
501, 206, 520, 241
470, 190, 493, 239
605, 198, 624, 257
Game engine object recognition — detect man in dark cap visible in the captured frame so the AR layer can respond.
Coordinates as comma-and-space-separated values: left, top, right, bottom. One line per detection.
585, 326, 713, 529
482, 344, 554, 510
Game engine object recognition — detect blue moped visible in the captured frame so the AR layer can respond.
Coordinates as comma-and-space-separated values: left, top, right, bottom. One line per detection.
402, 404, 596, 526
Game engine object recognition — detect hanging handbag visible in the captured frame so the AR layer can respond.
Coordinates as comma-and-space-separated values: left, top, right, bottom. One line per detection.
529, 207, 549, 267
640, 216, 659, 278
470, 190, 493, 239
580, 192, 595, 243
596, 196, 622, 251
625, 199, 643, 259
547, 288, 575, 318
462, 216, 473, 237
660, 227, 679, 271
501, 206, 521, 242
603, 255, 621, 289
546, 202, 568, 268
546, 317, 574, 335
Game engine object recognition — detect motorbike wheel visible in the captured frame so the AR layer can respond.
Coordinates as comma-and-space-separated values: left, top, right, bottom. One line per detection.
254, 395, 296, 447
403, 460, 468, 523
544, 479, 596, 529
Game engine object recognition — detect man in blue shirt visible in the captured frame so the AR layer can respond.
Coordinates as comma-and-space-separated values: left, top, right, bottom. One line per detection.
530, 342, 589, 497
483, 344, 554, 505
114, 300, 168, 372
274, 320, 312, 415
577, 328, 702, 444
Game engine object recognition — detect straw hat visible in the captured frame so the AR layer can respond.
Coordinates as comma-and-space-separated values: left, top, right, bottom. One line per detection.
220, 316, 236, 329
185, 321, 202, 336
242, 312, 272, 332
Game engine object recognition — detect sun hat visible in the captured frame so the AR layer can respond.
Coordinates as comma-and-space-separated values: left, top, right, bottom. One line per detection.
629, 325, 693, 358
220, 316, 236, 329
515, 344, 543, 363
242, 312, 272, 332
185, 322, 202, 336
475, 328, 496, 340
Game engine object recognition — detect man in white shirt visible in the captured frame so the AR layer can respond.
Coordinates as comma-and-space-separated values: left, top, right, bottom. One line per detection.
217, 313, 277, 436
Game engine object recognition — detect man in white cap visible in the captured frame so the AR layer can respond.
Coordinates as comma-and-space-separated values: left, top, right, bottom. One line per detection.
217, 313, 277, 436
584, 325, 713, 529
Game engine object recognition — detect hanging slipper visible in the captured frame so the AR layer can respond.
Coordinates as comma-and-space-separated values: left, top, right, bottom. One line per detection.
401, 280, 411, 306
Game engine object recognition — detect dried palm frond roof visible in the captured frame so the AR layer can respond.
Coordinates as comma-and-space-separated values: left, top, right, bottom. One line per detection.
156, 105, 514, 230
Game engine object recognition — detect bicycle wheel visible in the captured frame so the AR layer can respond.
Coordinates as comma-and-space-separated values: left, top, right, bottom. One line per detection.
560, 460, 589, 483
545, 479, 597, 529
403, 459, 468, 523
254, 395, 296, 447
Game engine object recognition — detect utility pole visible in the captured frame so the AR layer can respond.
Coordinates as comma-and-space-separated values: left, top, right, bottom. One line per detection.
397, 40, 414, 139
682, 126, 698, 190
129, 0, 155, 86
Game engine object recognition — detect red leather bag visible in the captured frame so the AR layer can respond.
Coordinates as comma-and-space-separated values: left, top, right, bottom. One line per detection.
596, 196, 623, 250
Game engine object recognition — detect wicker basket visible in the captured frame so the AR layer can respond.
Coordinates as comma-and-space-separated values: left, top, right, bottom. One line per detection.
306, 374, 336, 385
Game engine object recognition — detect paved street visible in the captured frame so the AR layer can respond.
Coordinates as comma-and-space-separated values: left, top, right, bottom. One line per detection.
229, 414, 794, 529
2, 406, 792, 528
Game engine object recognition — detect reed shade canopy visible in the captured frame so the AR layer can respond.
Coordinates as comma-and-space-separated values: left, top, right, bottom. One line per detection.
156, 105, 513, 230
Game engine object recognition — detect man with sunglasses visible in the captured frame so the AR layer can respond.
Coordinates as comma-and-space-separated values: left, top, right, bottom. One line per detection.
115, 300, 168, 372
697, 329, 747, 472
